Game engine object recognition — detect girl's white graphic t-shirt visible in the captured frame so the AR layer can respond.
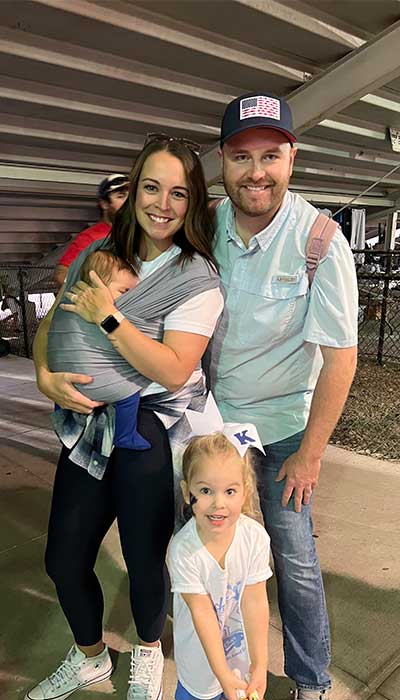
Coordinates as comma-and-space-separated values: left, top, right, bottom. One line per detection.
167, 514, 272, 699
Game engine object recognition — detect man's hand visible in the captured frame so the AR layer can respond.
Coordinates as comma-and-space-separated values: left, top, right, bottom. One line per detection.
275, 449, 320, 512
60, 271, 115, 325
37, 367, 104, 414
220, 668, 247, 700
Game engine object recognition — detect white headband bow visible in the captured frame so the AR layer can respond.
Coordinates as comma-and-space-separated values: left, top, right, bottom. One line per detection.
185, 393, 265, 457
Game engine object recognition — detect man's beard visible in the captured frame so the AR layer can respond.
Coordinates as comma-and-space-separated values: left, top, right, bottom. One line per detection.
224, 177, 289, 218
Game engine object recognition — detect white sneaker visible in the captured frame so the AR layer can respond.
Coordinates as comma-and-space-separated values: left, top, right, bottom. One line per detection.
127, 642, 163, 700
25, 644, 113, 700
291, 689, 331, 700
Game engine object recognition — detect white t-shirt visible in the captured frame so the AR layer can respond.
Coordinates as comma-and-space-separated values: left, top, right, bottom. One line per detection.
167, 514, 273, 699
138, 246, 224, 396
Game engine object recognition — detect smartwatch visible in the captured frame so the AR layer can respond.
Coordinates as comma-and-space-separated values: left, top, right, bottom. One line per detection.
99, 311, 125, 335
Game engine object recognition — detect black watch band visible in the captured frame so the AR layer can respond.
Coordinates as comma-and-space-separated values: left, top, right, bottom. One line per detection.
100, 311, 124, 334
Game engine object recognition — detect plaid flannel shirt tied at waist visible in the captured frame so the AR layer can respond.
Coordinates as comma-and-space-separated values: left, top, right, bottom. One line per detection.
51, 378, 206, 480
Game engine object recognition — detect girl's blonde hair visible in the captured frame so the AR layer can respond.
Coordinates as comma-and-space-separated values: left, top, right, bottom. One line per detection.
181, 433, 259, 518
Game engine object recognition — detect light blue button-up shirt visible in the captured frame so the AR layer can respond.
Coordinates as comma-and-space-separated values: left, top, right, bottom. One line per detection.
208, 191, 358, 445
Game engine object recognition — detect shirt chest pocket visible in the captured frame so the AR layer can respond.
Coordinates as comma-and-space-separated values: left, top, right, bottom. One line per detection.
235, 273, 310, 347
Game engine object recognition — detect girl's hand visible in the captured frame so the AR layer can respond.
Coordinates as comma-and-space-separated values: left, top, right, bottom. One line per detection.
37, 367, 104, 413
220, 669, 247, 700
246, 665, 267, 700
60, 270, 115, 325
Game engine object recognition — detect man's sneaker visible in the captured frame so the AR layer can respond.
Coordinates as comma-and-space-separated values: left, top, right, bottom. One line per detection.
24, 644, 113, 700
290, 689, 331, 700
127, 642, 163, 700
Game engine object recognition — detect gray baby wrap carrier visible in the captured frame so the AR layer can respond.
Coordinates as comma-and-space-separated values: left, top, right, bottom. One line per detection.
47, 239, 220, 480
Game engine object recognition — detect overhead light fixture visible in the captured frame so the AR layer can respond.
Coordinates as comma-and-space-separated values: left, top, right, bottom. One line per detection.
319, 119, 385, 141
360, 94, 400, 113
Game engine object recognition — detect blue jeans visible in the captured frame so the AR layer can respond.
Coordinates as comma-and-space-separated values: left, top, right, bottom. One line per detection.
254, 430, 331, 692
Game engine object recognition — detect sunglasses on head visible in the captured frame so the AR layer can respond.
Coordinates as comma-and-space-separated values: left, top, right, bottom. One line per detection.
144, 132, 201, 156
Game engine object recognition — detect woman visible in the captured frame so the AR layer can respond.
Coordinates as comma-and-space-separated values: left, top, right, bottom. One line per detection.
27, 135, 223, 700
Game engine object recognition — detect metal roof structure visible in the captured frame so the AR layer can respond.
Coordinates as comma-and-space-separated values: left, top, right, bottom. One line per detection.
0, 0, 400, 265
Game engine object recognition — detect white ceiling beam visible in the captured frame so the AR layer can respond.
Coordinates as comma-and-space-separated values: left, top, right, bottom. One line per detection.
0, 203, 95, 219
0, 111, 145, 152
0, 143, 131, 173
318, 119, 386, 143
360, 93, 400, 114
202, 20, 400, 181
0, 75, 219, 137
0, 26, 235, 105
234, 0, 364, 48
34, 0, 307, 81
0, 164, 106, 186
274, 0, 371, 41
289, 20, 400, 133
280, 193, 395, 207
0, 195, 94, 208
298, 136, 400, 167
209, 183, 395, 207
0, 180, 98, 198
295, 152, 399, 179
293, 162, 400, 186
290, 181, 389, 196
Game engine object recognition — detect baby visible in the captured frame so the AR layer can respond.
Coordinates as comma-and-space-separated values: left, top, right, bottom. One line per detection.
50, 248, 148, 467
79, 249, 138, 299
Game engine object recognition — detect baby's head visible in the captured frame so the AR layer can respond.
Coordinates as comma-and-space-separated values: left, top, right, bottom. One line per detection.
80, 250, 138, 300
180, 433, 258, 533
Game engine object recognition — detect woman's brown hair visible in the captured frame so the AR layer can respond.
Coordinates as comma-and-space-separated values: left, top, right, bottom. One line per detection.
109, 139, 217, 269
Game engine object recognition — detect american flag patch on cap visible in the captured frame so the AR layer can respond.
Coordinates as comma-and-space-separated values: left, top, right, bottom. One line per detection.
240, 95, 280, 121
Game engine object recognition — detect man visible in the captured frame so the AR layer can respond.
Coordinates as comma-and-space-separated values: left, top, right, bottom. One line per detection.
53, 173, 129, 287
208, 92, 358, 700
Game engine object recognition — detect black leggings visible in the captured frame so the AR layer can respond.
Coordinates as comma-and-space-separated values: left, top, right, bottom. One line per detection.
45, 408, 174, 646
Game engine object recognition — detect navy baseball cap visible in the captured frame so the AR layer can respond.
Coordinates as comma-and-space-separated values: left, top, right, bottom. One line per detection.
220, 92, 296, 147
97, 173, 129, 200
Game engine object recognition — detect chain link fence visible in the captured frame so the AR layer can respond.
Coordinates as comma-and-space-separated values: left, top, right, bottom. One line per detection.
0, 265, 57, 358
2, 252, 400, 362
336, 249, 400, 460
1, 254, 399, 458
355, 250, 400, 365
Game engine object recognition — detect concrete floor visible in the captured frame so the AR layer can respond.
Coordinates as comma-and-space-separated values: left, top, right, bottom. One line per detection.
0, 355, 399, 700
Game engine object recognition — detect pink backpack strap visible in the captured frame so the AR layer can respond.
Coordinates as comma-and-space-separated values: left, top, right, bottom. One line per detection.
305, 213, 338, 286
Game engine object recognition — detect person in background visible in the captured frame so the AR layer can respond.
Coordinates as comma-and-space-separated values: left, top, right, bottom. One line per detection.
53, 174, 129, 287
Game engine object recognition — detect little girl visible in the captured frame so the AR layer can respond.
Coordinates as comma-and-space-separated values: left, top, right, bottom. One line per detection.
167, 430, 272, 700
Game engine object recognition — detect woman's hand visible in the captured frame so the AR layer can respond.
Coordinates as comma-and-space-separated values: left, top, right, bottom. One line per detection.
60, 270, 115, 325
37, 367, 104, 414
